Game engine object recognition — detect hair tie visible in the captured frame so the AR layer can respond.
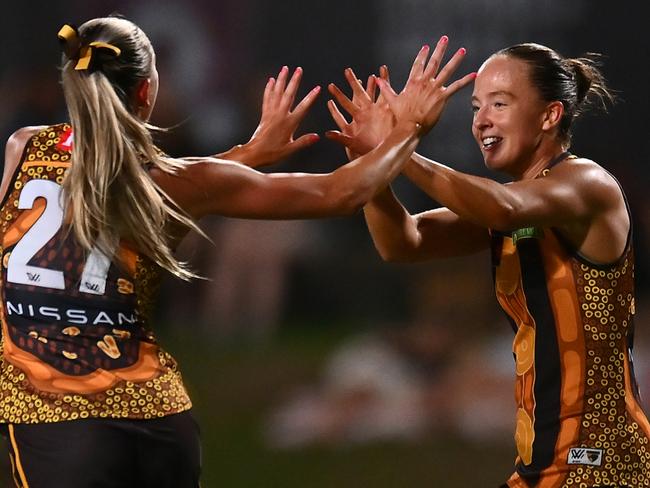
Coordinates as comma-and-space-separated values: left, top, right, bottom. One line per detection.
57, 24, 81, 60
75, 42, 122, 71
57, 23, 122, 71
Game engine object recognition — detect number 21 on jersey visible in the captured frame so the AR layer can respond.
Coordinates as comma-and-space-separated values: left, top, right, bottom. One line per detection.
6, 179, 112, 295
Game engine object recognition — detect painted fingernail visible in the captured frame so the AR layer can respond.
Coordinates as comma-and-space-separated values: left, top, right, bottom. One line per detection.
422, 44, 430, 51
458, 48, 466, 55
440, 35, 448, 43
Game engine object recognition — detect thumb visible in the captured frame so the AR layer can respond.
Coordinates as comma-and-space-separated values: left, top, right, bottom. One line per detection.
289, 133, 320, 152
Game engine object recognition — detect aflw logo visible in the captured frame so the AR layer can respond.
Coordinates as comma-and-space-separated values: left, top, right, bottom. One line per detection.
567, 447, 603, 466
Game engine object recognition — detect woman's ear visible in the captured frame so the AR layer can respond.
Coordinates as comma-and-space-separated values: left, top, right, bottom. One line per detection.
542, 101, 564, 131
134, 78, 152, 116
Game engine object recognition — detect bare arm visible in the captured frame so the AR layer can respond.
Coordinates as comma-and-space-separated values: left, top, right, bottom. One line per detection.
404, 153, 629, 262
153, 120, 421, 220
0, 126, 45, 202
405, 153, 616, 230
364, 187, 489, 262
155, 41, 474, 222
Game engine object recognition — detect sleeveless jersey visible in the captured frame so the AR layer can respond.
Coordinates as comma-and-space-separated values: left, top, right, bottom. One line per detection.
492, 181, 650, 487
0, 124, 192, 424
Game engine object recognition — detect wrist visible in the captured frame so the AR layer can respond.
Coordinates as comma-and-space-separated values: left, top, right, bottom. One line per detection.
214, 141, 266, 168
392, 120, 423, 139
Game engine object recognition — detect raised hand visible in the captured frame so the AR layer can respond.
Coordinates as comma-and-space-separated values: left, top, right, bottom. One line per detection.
244, 66, 321, 167
376, 36, 475, 136
325, 68, 395, 159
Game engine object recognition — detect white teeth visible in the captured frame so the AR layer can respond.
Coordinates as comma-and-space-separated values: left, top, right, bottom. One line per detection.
482, 136, 501, 147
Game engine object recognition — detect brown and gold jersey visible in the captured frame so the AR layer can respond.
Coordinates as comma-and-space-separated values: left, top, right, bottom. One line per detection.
492, 195, 650, 487
0, 124, 191, 424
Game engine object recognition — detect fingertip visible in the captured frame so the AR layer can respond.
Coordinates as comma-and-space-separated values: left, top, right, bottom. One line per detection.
440, 35, 448, 44
458, 47, 467, 55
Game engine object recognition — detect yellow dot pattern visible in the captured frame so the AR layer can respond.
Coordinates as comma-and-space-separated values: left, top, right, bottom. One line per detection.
0, 124, 192, 423
564, 254, 650, 487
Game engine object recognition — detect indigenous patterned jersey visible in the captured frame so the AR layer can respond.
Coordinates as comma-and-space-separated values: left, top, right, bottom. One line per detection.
0, 124, 191, 423
492, 184, 650, 487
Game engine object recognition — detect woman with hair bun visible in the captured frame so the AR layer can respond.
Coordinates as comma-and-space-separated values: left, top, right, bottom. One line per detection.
328, 40, 649, 487
0, 16, 474, 488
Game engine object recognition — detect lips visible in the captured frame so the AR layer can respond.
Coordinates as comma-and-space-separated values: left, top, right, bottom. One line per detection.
482, 136, 502, 150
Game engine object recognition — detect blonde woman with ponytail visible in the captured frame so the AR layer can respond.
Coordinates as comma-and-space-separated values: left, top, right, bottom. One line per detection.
0, 16, 474, 487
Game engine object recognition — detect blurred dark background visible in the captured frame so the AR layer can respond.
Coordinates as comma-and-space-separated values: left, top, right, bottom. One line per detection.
1, 1, 648, 486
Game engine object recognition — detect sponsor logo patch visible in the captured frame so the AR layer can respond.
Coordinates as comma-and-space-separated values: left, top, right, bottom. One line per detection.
567, 447, 603, 466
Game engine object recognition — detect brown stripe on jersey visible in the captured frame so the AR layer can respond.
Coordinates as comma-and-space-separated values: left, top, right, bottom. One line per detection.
514, 237, 562, 484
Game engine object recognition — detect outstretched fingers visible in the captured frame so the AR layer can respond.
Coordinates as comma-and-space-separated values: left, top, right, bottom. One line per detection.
423, 35, 448, 80
289, 132, 320, 152
445, 71, 477, 97
328, 82, 357, 117
365, 74, 377, 101
281, 67, 304, 111
273, 66, 290, 98
327, 99, 350, 130
434, 47, 468, 87
375, 77, 399, 109
407, 45, 431, 83
262, 76, 276, 114
291, 85, 321, 121
344, 68, 371, 106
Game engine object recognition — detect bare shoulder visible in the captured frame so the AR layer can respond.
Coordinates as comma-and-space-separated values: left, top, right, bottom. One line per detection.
551, 156, 623, 209
0, 126, 48, 200
5, 126, 45, 159
4, 126, 48, 168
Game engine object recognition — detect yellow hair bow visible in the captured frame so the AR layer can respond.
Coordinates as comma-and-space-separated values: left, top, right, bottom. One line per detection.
57, 24, 121, 71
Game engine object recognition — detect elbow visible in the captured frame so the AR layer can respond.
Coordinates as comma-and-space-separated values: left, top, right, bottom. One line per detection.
375, 243, 415, 264
379, 250, 405, 263
485, 201, 520, 231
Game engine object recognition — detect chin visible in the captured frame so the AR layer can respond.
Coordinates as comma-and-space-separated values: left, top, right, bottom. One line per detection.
483, 154, 502, 171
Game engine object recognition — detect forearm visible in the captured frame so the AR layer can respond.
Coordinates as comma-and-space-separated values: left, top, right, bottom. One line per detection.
327, 120, 421, 212
363, 188, 422, 262
404, 153, 517, 230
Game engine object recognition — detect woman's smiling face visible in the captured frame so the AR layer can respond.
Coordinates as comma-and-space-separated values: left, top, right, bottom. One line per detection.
471, 55, 551, 177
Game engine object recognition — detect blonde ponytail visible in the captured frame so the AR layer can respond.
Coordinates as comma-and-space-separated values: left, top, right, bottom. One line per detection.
59, 17, 203, 280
